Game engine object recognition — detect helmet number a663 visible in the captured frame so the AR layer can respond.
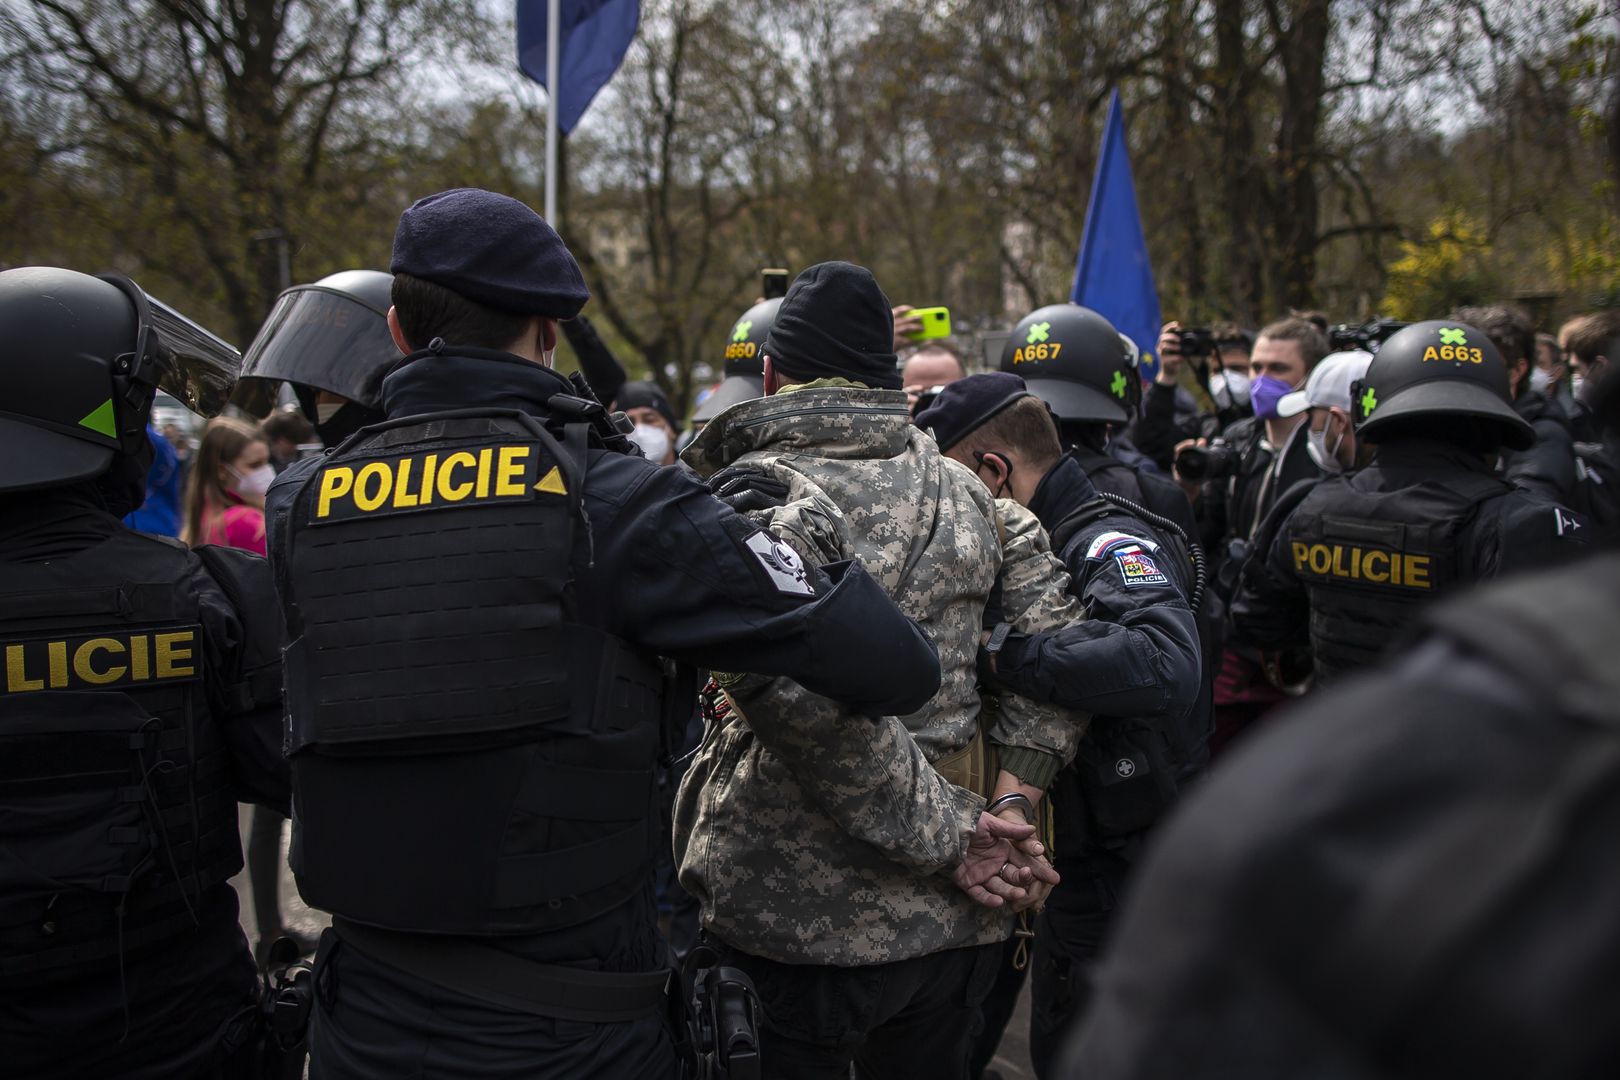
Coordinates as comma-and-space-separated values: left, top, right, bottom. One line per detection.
1422, 344, 1483, 364
1012, 342, 1063, 364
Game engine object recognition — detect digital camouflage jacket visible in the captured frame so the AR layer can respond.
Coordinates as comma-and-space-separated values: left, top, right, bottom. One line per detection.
675, 385, 1088, 965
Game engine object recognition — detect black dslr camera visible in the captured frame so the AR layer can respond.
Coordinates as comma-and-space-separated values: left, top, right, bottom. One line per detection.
1174, 327, 1218, 358
1175, 439, 1241, 483
1328, 318, 1408, 354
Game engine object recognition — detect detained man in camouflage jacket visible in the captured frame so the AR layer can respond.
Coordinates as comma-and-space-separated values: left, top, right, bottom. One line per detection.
675, 262, 1090, 1079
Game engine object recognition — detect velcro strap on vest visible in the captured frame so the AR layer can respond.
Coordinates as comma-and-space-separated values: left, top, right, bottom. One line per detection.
333, 919, 670, 1023
0, 585, 178, 625
493, 820, 651, 907
0, 731, 140, 792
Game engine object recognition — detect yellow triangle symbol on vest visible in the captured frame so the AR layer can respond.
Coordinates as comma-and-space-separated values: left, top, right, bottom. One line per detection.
534, 465, 568, 495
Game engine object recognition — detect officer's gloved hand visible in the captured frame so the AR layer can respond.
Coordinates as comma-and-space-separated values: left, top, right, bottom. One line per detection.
709, 466, 790, 515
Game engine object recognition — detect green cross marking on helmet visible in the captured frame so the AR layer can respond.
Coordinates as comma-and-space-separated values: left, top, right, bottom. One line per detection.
732, 320, 752, 343
79, 399, 116, 438
1111, 370, 1128, 398
1438, 327, 1467, 346
1360, 387, 1378, 417
1026, 321, 1051, 345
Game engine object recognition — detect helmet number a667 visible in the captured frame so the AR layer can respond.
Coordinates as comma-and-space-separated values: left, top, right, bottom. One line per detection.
1012, 342, 1063, 364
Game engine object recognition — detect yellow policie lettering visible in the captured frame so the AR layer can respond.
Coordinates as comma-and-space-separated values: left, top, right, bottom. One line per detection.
316, 447, 537, 518
438, 452, 477, 501
496, 446, 528, 496
1290, 542, 1432, 589
4, 630, 198, 693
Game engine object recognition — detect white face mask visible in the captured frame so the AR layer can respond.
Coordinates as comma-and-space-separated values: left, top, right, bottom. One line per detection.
315, 402, 345, 423
1210, 370, 1251, 406
1307, 422, 1346, 474
230, 463, 277, 498
628, 423, 671, 463
1529, 368, 1555, 394
541, 346, 556, 369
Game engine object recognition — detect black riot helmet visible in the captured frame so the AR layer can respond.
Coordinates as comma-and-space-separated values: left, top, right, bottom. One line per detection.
1350, 320, 1535, 451
691, 298, 781, 424
999, 303, 1134, 424
0, 266, 241, 494
234, 269, 401, 441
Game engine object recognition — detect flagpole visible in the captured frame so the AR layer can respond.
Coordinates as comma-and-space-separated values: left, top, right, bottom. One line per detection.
544, 0, 560, 227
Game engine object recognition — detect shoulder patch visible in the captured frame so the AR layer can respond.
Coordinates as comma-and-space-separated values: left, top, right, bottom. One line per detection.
744, 530, 815, 596
1554, 507, 1585, 538
1112, 547, 1170, 588
1086, 530, 1159, 560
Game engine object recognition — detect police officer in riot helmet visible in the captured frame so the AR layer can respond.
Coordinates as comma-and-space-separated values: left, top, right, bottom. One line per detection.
263, 189, 941, 1078
234, 269, 401, 446
1231, 319, 1588, 687
1003, 303, 1198, 538
0, 267, 293, 1077
690, 297, 780, 429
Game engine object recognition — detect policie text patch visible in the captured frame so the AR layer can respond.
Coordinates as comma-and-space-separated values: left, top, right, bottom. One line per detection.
3, 625, 203, 695
310, 444, 568, 525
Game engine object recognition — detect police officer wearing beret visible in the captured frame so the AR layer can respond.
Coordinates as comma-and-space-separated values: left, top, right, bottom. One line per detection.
918, 373, 1206, 1078
0, 267, 292, 1078
263, 189, 943, 1079
1231, 320, 1589, 687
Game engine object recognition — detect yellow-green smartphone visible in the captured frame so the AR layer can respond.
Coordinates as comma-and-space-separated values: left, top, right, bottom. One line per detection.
905, 307, 952, 341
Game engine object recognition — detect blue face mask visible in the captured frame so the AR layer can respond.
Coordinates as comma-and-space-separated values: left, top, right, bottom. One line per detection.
1249, 374, 1295, 421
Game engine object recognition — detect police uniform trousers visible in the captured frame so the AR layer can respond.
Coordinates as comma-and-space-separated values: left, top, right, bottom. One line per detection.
712, 939, 1001, 1080
969, 852, 1132, 1079
308, 931, 677, 1080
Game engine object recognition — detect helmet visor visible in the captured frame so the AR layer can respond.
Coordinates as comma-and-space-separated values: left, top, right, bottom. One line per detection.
146, 294, 242, 418
233, 286, 401, 417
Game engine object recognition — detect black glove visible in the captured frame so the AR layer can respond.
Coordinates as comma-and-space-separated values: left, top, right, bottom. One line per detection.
709, 466, 790, 515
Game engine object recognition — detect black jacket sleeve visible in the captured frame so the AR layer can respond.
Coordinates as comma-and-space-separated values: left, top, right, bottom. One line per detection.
1502, 411, 1576, 503
990, 532, 1200, 720
192, 546, 291, 815
1134, 381, 1187, 473
562, 315, 628, 407
581, 455, 941, 717
1227, 484, 1314, 652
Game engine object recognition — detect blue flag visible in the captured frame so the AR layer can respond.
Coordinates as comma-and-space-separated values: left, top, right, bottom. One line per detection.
1072, 89, 1162, 379
516, 0, 640, 135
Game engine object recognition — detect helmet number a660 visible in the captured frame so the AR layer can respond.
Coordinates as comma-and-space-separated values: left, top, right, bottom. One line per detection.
1012, 342, 1063, 364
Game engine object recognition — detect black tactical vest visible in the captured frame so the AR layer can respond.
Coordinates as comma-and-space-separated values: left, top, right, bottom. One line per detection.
0, 533, 239, 987
280, 410, 665, 935
1286, 472, 1509, 683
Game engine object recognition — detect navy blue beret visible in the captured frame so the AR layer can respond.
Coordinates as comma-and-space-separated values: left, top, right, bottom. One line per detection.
914, 371, 1032, 452
390, 188, 590, 318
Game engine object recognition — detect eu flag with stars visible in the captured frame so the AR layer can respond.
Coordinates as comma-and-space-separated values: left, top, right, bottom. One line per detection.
516, 0, 640, 135
1071, 89, 1163, 379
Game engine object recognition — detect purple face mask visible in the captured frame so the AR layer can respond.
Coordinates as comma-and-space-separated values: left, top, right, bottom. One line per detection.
1249, 374, 1295, 421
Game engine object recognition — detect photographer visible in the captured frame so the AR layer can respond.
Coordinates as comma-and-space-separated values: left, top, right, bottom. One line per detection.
1134, 322, 1254, 470
1176, 317, 1328, 752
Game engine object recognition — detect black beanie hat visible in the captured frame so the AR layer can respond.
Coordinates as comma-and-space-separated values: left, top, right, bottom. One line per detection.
614, 380, 681, 435
763, 262, 901, 391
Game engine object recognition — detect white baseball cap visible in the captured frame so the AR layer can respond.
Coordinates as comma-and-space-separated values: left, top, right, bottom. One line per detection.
1277, 350, 1374, 418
